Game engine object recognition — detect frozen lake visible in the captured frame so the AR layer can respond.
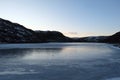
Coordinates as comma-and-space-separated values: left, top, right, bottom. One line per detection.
0, 43, 120, 80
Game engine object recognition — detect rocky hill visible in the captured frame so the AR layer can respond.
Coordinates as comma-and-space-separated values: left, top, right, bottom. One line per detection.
0, 18, 72, 43
35, 30, 72, 42
105, 32, 120, 43
0, 18, 41, 43
0, 18, 119, 43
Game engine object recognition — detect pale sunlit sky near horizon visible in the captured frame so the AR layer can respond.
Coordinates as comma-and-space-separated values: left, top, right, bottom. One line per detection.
0, 0, 120, 37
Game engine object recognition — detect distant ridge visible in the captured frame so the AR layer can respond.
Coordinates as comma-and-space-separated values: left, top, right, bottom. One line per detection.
0, 18, 119, 43
0, 18, 71, 43
105, 31, 120, 43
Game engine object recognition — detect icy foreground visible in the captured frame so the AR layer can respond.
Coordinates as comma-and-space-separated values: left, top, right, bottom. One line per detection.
106, 77, 120, 80
0, 43, 120, 80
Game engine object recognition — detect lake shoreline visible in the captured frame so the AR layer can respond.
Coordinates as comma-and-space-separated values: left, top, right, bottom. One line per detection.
0, 42, 119, 50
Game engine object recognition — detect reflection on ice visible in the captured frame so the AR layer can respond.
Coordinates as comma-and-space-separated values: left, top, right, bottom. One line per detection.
0, 71, 37, 75
22, 45, 113, 61
0, 43, 119, 80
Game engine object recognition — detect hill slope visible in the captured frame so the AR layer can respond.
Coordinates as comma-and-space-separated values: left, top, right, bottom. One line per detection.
0, 18, 71, 43
105, 32, 120, 43
0, 18, 119, 43
0, 18, 41, 43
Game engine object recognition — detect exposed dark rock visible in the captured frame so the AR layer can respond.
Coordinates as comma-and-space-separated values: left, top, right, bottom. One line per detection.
105, 32, 120, 43
35, 30, 73, 42
0, 18, 41, 43
0, 18, 119, 43
0, 18, 72, 43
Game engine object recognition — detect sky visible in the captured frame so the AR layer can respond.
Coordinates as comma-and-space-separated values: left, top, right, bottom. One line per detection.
0, 0, 120, 37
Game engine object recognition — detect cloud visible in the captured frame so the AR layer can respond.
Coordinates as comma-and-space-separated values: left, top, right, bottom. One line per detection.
67, 32, 78, 35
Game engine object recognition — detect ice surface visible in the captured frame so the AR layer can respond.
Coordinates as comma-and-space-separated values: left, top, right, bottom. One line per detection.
106, 77, 120, 80
0, 43, 119, 80
0, 71, 37, 75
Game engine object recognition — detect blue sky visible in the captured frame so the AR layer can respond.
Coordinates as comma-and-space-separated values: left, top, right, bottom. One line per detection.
0, 0, 120, 37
